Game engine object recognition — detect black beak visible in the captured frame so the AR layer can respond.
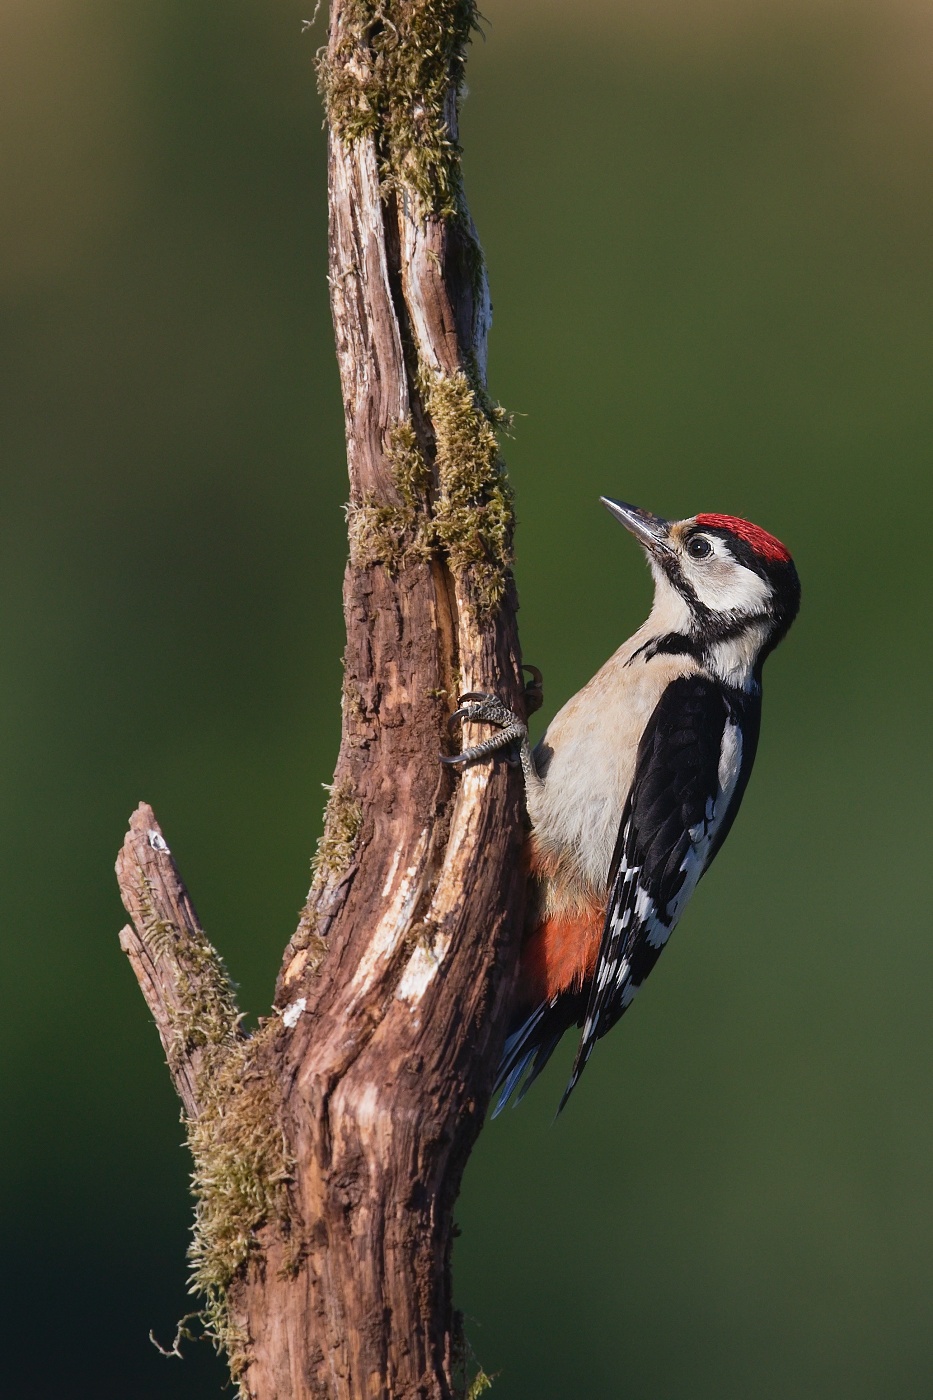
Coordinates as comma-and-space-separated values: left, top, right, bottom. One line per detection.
600, 498, 674, 556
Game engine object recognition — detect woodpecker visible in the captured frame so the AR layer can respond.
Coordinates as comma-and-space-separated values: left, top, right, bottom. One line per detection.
444, 499, 800, 1113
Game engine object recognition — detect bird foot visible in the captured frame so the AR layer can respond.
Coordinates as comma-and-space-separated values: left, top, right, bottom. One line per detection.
441, 666, 541, 768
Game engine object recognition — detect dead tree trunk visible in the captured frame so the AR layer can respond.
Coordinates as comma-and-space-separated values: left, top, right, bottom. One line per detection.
117, 5, 528, 1398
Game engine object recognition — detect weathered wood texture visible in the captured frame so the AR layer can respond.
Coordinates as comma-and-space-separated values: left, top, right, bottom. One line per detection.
117, 804, 239, 1123
117, 5, 527, 1398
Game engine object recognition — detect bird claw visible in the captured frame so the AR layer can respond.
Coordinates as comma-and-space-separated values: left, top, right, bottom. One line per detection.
446, 692, 500, 734
452, 692, 516, 729
523, 664, 544, 715
441, 688, 527, 768
440, 666, 542, 768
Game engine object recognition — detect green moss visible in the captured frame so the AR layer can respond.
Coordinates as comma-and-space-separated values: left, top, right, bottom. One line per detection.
386, 419, 431, 503
452, 1310, 496, 1400
310, 775, 363, 887
424, 369, 514, 614
134, 873, 290, 1393
347, 421, 435, 572
348, 379, 514, 612
342, 672, 366, 729
135, 874, 239, 1073
319, 0, 515, 607
318, 0, 480, 215
287, 775, 364, 988
187, 1021, 293, 1392
344, 380, 512, 610
347, 497, 423, 571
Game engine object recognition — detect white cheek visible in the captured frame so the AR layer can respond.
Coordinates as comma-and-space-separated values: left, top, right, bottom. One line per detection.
688, 560, 771, 616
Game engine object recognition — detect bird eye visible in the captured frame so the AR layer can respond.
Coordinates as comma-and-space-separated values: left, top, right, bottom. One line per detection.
687, 535, 712, 559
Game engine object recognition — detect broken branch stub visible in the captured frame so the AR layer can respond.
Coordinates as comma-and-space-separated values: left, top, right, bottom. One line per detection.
116, 802, 240, 1121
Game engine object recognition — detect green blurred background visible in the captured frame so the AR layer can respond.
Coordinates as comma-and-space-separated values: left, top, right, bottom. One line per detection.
2, 0, 931, 1395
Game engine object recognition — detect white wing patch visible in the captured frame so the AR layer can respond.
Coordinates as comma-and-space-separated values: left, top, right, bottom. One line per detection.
673, 718, 743, 927
636, 884, 670, 949
586, 715, 742, 1045
718, 717, 743, 793
558, 692, 751, 1114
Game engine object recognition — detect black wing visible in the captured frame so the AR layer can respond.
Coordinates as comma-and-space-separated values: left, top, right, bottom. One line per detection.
558, 676, 759, 1111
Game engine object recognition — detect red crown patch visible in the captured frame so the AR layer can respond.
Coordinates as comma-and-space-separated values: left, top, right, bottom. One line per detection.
695, 514, 792, 564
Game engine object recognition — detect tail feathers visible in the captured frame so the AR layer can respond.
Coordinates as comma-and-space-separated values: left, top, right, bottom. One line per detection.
492, 993, 587, 1117
555, 1035, 597, 1115
491, 1050, 538, 1118
491, 1002, 550, 1117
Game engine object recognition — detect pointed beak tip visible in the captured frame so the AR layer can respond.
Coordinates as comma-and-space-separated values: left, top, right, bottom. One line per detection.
600, 497, 674, 553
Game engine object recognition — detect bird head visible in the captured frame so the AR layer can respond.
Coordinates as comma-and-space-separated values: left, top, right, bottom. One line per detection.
601, 497, 801, 681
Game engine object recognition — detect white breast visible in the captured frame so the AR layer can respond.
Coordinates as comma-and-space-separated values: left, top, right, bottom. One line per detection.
527, 636, 702, 901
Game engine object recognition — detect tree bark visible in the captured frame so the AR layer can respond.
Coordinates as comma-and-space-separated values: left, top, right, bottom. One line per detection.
117, 6, 528, 1398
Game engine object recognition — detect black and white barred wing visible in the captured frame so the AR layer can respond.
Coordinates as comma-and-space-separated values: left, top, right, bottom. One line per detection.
558, 676, 757, 1111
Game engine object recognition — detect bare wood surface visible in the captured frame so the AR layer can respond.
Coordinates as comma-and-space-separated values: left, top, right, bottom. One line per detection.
118, 6, 526, 1398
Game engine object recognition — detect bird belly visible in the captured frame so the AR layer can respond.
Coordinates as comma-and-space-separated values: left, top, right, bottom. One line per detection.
518, 649, 704, 1007
529, 649, 696, 896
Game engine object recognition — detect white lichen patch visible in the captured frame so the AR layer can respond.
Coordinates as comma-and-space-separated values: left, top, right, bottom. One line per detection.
350, 829, 430, 994
396, 932, 451, 1005
281, 997, 307, 1029
381, 844, 402, 898
424, 763, 490, 926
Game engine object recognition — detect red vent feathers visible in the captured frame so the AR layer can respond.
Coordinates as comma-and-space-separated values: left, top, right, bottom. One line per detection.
695, 514, 792, 563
